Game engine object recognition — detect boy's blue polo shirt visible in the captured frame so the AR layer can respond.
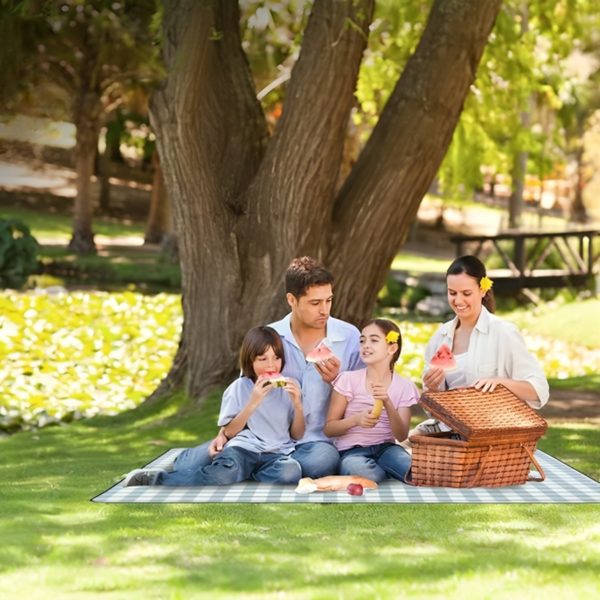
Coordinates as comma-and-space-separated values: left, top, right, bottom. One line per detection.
269, 314, 363, 444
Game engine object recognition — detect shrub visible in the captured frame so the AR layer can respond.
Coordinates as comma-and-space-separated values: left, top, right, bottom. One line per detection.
0, 218, 40, 288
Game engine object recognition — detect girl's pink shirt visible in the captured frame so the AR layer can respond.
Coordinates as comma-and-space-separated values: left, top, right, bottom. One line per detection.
332, 368, 420, 451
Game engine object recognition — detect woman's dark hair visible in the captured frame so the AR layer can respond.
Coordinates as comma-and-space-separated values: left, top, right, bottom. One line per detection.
446, 255, 496, 313
286, 256, 334, 298
364, 319, 402, 372
239, 326, 286, 381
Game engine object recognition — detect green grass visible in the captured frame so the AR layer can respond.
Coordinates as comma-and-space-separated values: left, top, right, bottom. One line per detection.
503, 298, 600, 350
391, 253, 450, 273
548, 374, 600, 393
35, 246, 181, 290
1, 208, 146, 241
2, 390, 600, 599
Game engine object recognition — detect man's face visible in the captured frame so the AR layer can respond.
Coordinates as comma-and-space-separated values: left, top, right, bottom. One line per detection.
287, 284, 333, 330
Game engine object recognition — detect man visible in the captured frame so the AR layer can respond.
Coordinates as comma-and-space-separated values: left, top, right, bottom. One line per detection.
171, 257, 363, 480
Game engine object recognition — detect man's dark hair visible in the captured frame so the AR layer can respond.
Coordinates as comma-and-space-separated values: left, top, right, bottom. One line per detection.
285, 256, 334, 298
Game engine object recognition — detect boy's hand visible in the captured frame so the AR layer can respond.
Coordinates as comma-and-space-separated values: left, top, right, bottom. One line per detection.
251, 378, 274, 403
283, 378, 302, 410
315, 356, 341, 384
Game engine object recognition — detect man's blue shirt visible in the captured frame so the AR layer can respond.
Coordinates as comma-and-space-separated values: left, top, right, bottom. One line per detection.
269, 314, 363, 444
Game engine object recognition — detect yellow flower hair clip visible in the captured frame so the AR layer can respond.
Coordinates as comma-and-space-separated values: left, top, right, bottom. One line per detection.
386, 331, 400, 344
480, 276, 493, 292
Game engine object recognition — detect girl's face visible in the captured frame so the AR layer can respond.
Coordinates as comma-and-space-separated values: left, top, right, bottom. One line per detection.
359, 324, 396, 365
252, 345, 283, 377
447, 273, 486, 321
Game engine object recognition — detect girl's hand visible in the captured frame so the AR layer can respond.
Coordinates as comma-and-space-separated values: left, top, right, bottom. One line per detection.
423, 366, 445, 391
354, 410, 379, 429
473, 377, 504, 393
284, 378, 302, 409
369, 381, 390, 403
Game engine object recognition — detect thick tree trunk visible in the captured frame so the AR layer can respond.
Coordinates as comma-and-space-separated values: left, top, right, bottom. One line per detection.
328, 0, 504, 326
68, 90, 102, 254
144, 151, 171, 244
148, 0, 503, 403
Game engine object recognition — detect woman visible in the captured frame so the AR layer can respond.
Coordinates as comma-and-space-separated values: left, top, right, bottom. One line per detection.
414, 255, 549, 437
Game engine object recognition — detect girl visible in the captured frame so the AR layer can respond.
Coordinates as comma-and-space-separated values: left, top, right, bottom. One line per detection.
414, 255, 549, 438
323, 319, 420, 483
123, 326, 305, 486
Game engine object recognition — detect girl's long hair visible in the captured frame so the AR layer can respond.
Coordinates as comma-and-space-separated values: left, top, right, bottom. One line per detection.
364, 319, 402, 372
446, 255, 496, 313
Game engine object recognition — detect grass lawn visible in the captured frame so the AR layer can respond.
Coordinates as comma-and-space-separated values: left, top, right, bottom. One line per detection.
2, 391, 600, 599
503, 298, 600, 350
391, 254, 449, 273
1, 207, 146, 241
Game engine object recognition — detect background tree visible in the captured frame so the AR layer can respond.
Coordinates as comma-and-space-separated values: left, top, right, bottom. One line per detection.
11, 1, 161, 254
147, 0, 503, 402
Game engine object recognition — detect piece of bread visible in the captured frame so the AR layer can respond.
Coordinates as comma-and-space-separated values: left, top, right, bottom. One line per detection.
295, 475, 378, 494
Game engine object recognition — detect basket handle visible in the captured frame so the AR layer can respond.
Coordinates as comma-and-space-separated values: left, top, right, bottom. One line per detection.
468, 445, 494, 488
522, 444, 546, 482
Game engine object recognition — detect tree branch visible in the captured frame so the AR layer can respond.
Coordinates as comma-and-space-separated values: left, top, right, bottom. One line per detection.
328, 0, 504, 325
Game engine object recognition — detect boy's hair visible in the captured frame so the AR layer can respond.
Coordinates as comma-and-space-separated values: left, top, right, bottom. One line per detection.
239, 326, 286, 381
364, 319, 402, 371
285, 256, 334, 298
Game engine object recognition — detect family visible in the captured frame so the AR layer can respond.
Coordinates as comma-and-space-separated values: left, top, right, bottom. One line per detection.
122, 255, 549, 488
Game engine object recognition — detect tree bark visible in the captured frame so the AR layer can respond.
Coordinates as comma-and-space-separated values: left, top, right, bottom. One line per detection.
68, 89, 102, 255
144, 150, 171, 244
148, 0, 503, 403
328, 0, 504, 327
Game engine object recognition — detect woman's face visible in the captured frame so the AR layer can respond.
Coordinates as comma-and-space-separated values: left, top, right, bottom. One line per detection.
447, 272, 486, 321
252, 345, 283, 377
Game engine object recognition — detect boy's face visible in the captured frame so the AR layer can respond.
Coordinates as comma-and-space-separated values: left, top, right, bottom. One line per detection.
287, 284, 333, 331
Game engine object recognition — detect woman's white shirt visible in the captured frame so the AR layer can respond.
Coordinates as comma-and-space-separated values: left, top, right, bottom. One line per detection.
423, 306, 549, 409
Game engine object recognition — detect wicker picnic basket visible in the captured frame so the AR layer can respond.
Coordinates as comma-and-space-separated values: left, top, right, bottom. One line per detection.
408, 385, 548, 488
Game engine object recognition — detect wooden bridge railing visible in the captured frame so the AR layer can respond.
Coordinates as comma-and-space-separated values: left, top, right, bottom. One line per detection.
450, 229, 600, 293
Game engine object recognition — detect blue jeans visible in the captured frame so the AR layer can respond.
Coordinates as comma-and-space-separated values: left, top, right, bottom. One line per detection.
290, 441, 340, 479
339, 443, 411, 483
173, 439, 340, 480
157, 445, 302, 486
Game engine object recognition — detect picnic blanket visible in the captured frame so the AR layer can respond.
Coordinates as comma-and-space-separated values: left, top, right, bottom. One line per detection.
92, 448, 600, 504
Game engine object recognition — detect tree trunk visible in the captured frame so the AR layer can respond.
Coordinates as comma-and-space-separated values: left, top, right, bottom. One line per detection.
144, 150, 171, 244
68, 91, 102, 255
98, 143, 111, 214
570, 115, 589, 223
147, 0, 503, 403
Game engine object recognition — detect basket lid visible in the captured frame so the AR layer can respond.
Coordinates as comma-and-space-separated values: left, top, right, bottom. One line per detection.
419, 385, 548, 442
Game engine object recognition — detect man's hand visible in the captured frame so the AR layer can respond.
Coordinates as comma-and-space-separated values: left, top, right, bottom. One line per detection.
208, 430, 229, 458
314, 355, 341, 384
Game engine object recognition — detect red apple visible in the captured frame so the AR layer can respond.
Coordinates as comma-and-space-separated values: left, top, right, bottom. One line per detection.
347, 483, 364, 496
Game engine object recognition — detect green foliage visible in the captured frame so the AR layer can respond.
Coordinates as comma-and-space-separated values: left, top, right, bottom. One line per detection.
0, 290, 182, 432
377, 275, 405, 307
0, 218, 40, 289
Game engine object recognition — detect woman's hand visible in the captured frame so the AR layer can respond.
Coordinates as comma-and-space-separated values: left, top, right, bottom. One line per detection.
284, 378, 302, 410
354, 410, 380, 429
423, 366, 445, 391
473, 377, 504, 393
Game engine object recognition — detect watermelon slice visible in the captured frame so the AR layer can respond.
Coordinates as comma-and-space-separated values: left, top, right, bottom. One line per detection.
258, 371, 286, 387
429, 343, 457, 371
306, 342, 334, 364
